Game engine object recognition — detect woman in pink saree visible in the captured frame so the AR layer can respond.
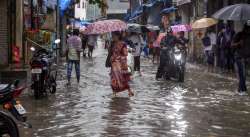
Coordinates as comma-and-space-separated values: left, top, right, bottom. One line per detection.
110, 32, 134, 97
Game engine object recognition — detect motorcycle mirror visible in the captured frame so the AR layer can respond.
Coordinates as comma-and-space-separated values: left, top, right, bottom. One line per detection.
30, 47, 35, 51
13, 80, 20, 87
55, 39, 61, 44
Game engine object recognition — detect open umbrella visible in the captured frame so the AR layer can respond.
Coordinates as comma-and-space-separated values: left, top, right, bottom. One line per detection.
171, 24, 192, 32
84, 19, 127, 35
213, 4, 250, 21
127, 23, 150, 33
192, 18, 218, 29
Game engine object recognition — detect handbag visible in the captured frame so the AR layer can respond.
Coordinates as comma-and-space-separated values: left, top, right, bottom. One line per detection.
105, 43, 114, 68
105, 51, 112, 68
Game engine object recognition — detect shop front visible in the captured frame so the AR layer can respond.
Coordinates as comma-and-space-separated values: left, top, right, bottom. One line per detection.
0, 0, 16, 68
23, 0, 57, 64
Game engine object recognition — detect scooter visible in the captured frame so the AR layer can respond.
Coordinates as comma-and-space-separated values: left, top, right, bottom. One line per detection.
164, 45, 186, 82
29, 40, 59, 99
0, 80, 31, 137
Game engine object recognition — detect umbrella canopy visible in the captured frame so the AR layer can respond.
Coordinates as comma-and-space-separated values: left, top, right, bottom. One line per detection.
212, 4, 250, 21
171, 24, 192, 32
127, 23, 150, 33
84, 19, 127, 35
192, 18, 218, 29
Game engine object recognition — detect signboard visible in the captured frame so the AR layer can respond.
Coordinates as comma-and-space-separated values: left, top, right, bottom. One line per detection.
176, 0, 191, 6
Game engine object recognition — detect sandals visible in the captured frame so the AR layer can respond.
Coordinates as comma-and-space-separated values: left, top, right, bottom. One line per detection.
128, 91, 134, 97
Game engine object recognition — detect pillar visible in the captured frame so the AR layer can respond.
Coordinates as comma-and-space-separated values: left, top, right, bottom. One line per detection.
16, 0, 23, 59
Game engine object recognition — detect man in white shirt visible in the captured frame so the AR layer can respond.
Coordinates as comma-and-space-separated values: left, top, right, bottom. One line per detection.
66, 29, 82, 85
207, 30, 217, 67
128, 32, 144, 74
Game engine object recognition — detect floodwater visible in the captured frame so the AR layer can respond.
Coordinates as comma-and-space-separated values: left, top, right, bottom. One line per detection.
19, 44, 250, 137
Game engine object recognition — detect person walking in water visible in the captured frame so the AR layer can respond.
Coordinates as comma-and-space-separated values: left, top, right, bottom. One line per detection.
231, 24, 250, 95
109, 31, 134, 97
66, 29, 82, 85
87, 35, 97, 58
128, 32, 144, 75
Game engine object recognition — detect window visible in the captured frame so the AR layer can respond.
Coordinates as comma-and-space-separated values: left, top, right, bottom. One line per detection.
77, 3, 80, 8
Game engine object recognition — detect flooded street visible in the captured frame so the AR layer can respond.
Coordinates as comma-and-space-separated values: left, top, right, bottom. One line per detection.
19, 45, 250, 137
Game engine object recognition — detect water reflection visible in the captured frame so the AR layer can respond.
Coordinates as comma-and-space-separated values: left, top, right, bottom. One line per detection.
101, 97, 131, 137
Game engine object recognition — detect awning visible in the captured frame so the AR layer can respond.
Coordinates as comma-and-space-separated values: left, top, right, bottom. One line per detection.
47, 0, 57, 9
160, 6, 177, 14
175, 0, 191, 6
143, 0, 167, 8
124, 6, 143, 22
59, 0, 72, 15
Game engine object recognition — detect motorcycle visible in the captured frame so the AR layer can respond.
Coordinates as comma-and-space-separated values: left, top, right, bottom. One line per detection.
163, 45, 186, 82
0, 80, 31, 137
30, 46, 58, 99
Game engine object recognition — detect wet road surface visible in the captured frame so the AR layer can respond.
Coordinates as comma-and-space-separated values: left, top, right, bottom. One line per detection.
19, 45, 250, 137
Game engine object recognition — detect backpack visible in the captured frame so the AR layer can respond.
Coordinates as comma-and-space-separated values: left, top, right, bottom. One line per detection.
202, 36, 211, 47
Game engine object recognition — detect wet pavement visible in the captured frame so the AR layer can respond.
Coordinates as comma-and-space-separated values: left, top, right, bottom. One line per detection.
19, 44, 250, 137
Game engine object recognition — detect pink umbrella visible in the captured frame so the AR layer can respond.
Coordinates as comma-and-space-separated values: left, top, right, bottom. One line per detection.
171, 24, 192, 33
83, 19, 127, 35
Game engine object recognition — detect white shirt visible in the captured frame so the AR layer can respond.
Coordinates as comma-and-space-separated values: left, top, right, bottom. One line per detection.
128, 34, 144, 56
204, 32, 216, 51
208, 32, 217, 45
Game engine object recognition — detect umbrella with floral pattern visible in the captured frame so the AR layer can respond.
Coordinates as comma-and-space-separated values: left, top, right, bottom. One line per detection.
83, 19, 127, 35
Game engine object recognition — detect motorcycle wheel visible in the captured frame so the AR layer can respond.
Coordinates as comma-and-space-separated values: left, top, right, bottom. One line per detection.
178, 68, 185, 82
0, 113, 19, 137
34, 81, 41, 99
49, 77, 57, 94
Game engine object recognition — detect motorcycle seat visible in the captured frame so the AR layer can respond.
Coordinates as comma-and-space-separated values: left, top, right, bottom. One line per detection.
0, 84, 9, 90
0, 84, 11, 93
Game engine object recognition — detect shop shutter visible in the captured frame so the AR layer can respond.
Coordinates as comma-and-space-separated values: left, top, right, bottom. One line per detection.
0, 0, 8, 66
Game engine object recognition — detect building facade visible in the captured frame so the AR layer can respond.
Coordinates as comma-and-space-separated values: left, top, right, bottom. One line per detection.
75, 0, 87, 20
86, 1, 102, 21
107, 0, 129, 19
0, 0, 24, 68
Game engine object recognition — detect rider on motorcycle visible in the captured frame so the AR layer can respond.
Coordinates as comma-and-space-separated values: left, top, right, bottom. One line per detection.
156, 28, 179, 80
176, 31, 189, 64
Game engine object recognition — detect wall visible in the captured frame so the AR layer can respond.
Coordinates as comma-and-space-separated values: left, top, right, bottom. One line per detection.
16, 0, 23, 59
0, 0, 8, 66
107, 0, 129, 15
86, 2, 101, 20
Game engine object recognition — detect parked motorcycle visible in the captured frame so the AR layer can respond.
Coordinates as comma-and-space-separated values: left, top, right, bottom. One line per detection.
163, 45, 186, 82
0, 80, 31, 137
30, 47, 58, 99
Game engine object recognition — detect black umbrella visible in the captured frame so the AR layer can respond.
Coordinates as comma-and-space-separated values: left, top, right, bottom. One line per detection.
212, 4, 250, 21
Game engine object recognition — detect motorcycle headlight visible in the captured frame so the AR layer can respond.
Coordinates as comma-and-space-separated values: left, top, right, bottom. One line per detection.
175, 54, 182, 60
